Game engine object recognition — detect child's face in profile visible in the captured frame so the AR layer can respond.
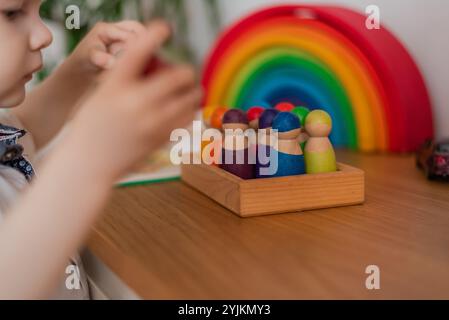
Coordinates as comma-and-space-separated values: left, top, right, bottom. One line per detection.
0, 0, 52, 108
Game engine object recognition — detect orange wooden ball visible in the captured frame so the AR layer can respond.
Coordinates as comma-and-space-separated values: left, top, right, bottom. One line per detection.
210, 107, 228, 129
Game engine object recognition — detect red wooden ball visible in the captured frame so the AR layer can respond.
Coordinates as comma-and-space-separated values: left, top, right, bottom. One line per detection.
247, 107, 265, 122
275, 102, 295, 112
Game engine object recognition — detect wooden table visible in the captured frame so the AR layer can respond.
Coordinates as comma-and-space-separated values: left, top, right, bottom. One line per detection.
87, 151, 449, 299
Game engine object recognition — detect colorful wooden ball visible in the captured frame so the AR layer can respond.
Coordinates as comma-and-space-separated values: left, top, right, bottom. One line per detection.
291, 106, 310, 127
223, 109, 249, 125
210, 107, 228, 129
259, 109, 280, 130
272, 112, 301, 133
247, 107, 265, 129
275, 102, 295, 112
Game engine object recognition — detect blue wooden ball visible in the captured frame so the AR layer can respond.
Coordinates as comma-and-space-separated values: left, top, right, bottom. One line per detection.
272, 112, 301, 133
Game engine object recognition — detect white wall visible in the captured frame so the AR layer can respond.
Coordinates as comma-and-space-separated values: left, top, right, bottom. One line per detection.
190, 0, 449, 140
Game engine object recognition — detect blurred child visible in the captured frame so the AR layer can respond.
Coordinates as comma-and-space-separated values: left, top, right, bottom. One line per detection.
0, 0, 201, 299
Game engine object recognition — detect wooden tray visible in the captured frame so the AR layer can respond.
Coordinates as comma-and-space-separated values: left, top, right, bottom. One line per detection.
181, 161, 365, 217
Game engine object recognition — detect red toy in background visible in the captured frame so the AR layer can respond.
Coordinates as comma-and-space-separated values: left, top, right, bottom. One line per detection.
145, 56, 169, 75
416, 139, 449, 181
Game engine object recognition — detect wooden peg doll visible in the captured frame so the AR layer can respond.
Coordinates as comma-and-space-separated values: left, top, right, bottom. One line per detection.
201, 106, 227, 165
258, 108, 280, 145
256, 109, 280, 178
270, 112, 306, 177
220, 109, 255, 180
247, 107, 265, 130
246, 107, 264, 167
304, 110, 337, 174
291, 106, 310, 151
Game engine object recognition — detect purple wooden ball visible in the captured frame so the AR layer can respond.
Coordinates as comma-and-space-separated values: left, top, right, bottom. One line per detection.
222, 109, 249, 125
259, 109, 280, 129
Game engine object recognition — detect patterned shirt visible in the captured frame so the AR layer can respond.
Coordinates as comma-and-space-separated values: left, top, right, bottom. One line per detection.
0, 124, 35, 181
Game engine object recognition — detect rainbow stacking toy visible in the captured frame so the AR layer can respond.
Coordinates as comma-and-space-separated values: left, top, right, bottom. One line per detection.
202, 5, 434, 153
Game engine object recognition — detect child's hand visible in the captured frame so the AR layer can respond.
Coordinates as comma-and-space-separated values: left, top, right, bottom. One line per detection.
67, 20, 149, 77
14, 21, 156, 151
65, 21, 201, 183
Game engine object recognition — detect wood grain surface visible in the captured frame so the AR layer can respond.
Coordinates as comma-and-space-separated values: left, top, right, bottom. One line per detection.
87, 151, 449, 299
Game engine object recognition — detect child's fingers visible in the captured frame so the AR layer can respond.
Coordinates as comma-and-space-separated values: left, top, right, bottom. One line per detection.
97, 23, 135, 46
160, 87, 203, 125
108, 21, 163, 58
89, 22, 140, 70
142, 65, 197, 101
115, 20, 147, 35
113, 21, 171, 80
108, 42, 125, 57
100, 22, 157, 64
89, 46, 115, 70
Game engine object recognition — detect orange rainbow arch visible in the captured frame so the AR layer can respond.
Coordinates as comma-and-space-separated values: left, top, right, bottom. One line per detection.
202, 5, 434, 152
